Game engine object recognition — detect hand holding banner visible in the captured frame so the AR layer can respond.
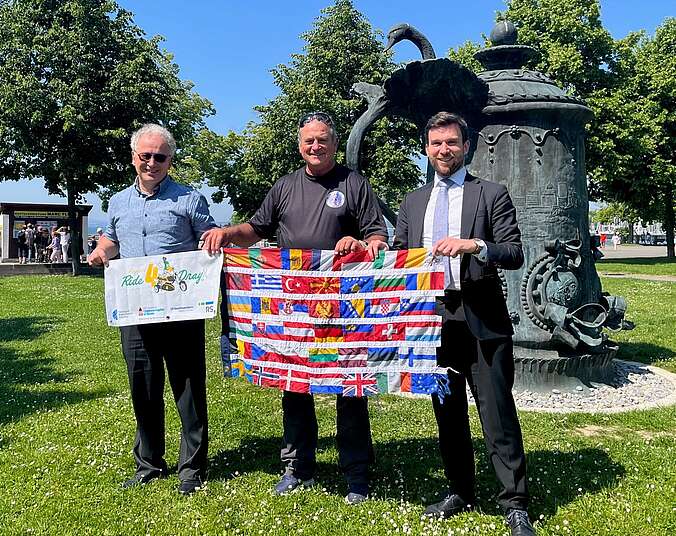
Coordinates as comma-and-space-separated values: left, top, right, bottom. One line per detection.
104, 250, 222, 326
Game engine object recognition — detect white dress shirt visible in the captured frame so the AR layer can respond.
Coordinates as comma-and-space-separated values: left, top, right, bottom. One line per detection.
423, 167, 486, 290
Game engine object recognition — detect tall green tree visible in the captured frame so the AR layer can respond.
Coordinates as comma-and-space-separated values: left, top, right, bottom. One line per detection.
207, 0, 421, 221
0, 0, 214, 273
604, 19, 676, 256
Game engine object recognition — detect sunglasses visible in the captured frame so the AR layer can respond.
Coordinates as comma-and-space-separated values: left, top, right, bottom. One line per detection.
135, 151, 169, 163
298, 111, 334, 128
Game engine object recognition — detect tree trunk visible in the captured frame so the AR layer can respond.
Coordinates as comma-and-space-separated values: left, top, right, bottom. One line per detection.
664, 183, 675, 259
628, 220, 634, 243
66, 178, 82, 276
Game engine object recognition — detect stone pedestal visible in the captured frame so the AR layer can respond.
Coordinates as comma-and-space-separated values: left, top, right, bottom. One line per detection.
513, 345, 618, 392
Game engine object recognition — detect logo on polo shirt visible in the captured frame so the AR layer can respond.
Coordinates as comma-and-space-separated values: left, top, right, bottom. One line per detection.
325, 190, 345, 208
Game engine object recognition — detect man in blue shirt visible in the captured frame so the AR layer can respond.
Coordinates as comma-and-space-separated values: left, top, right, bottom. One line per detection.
89, 124, 222, 495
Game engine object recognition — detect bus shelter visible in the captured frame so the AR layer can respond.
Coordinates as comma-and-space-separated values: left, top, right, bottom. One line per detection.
0, 202, 92, 262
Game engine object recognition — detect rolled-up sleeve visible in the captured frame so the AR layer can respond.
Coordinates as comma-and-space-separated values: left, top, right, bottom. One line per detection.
190, 192, 218, 236
104, 196, 119, 243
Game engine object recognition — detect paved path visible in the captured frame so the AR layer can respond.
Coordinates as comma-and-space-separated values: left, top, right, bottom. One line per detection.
599, 244, 669, 259
596, 245, 675, 282
599, 272, 676, 282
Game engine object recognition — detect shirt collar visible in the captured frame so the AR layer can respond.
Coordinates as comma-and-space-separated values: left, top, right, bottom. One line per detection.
134, 174, 171, 197
434, 166, 466, 188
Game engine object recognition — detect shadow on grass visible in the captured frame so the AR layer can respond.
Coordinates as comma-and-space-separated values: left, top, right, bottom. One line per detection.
207, 435, 624, 515
0, 316, 53, 342
373, 439, 624, 516
524, 447, 625, 519
0, 316, 112, 429
614, 341, 676, 366
208, 435, 341, 482
79, 267, 105, 279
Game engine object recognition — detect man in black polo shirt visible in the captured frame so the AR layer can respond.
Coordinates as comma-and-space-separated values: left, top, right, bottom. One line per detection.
204, 112, 388, 504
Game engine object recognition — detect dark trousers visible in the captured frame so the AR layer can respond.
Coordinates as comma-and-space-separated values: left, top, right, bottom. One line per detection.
433, 316, 528, 512
120, 319, 208, 482
280, 391, 373, 486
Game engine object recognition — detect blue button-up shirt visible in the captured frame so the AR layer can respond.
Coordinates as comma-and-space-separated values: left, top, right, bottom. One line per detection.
104, 176, 217, 258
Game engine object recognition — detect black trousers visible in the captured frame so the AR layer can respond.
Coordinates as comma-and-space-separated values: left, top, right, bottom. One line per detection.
120, 319, 208, 482
433, 315, 528, 512
280, 391, 373, 486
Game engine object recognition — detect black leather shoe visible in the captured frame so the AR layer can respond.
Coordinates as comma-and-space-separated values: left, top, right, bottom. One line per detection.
505, 508, 535, 536
121, 471, 165, 489
423, 493, 473, 518
179, 478, 204, 496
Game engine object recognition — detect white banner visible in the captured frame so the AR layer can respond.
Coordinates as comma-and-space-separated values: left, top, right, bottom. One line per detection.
104, 250, 222, 327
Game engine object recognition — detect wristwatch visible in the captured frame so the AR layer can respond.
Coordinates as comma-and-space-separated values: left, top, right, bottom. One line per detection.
472, 238, 487, 257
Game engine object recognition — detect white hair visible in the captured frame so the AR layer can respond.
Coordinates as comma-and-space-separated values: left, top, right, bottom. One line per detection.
130, 123, 176, 156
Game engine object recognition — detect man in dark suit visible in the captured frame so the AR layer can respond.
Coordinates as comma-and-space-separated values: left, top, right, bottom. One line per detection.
393, 112, 535, 536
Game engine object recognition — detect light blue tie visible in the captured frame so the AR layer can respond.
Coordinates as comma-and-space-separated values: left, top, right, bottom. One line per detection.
432, 179, 451, 288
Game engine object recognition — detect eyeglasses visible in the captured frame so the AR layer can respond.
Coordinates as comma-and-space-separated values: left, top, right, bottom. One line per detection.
298, 111, 334, 128
135, 151, 169, 163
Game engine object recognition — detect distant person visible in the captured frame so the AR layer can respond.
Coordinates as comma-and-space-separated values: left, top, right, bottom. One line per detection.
58, 226, 71, 262
599, 232, 607, 249
612, 234, 621, 250
25, 223, 36, 262
88, 234, 98, 254
35, 227, 49, 262
34, 227, 44, 262
87, 123, 222, 496
49, 231, 62, 263
16, 225, 28, 264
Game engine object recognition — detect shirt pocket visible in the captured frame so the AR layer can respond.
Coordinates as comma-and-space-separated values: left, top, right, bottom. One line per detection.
159, 212, 183, 228
157, 211, 192, 245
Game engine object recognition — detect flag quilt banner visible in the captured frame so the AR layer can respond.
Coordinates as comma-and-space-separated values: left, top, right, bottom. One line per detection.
104, 250, 222, 326
221, 247, 449, 396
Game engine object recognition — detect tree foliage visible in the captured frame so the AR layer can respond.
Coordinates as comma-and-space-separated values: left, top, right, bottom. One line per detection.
207, 0, 421, 220
590, 203, 638, 225
0, 0, 214, 271
500, 1, 675, 256
501, 0, 617, 94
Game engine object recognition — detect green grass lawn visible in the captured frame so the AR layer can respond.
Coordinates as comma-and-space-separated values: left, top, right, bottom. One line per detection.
597, 257, 676, 276
0, 274, 674, 535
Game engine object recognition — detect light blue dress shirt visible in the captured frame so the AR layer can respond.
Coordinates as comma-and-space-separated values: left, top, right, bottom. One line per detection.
104, 176, 217, 258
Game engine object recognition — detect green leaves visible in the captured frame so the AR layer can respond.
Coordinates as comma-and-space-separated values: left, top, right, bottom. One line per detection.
207, 0, 422, 219
0, 0, 213, 199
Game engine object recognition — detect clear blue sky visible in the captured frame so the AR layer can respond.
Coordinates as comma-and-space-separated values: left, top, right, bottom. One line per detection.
1, 0, 672, 227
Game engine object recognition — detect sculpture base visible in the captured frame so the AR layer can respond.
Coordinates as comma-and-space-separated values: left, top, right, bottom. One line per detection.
513, 344, 618, 392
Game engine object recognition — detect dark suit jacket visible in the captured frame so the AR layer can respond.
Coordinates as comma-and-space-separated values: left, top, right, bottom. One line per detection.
393, 173, 523, 340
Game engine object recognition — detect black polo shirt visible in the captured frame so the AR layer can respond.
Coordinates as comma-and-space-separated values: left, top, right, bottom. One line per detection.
249, 165, 387, 249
